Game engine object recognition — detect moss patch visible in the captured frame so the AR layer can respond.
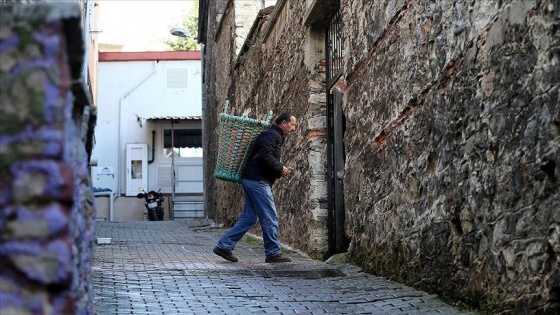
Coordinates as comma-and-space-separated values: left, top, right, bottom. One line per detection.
243, 234, 263, 246
350, 245, 421, 287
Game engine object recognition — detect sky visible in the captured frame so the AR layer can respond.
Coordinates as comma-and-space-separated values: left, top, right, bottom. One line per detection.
97, 0, 196, 51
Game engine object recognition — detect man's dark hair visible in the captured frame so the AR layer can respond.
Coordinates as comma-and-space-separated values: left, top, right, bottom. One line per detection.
275, 112, 293, 125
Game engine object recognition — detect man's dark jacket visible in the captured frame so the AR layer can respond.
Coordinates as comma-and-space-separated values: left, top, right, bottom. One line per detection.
242, 124, 284, 186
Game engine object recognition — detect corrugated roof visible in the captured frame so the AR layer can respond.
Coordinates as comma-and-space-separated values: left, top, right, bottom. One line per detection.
146, 116, 202, 121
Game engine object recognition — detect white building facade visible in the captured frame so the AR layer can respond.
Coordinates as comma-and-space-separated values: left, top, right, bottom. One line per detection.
92, 51, 203, 220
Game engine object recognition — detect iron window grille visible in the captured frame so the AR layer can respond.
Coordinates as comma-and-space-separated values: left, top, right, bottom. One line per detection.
326, 2, 343, 89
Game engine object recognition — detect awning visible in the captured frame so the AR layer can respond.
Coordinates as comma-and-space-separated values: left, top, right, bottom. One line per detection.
146, 115, 202, 121
164, 129, 202, 148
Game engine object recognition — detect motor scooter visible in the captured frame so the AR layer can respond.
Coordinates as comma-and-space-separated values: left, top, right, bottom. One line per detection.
136, 188, 164, 221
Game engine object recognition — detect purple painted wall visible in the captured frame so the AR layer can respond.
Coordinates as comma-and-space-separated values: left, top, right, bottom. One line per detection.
0, 3, 96, 314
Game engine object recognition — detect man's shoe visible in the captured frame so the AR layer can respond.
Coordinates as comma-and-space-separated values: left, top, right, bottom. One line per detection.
213, 246, 238, 262
265, 253, 292, 263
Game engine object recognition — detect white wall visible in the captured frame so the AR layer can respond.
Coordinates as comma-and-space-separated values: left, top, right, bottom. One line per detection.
92, 59, 202, 196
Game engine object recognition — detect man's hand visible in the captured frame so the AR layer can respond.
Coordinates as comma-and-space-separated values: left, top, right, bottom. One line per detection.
281, 166, 291, 178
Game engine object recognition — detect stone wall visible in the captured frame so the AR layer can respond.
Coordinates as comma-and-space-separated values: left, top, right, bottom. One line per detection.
341, 0, 559, 313
204, 0, 243, 225
234, 1, 330, 257
203, 0, 330, 258
201, 0, 559, 313
0, 3, 97, 314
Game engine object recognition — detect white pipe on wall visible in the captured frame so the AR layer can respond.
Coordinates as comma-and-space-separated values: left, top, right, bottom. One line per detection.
82, 0, 91, 88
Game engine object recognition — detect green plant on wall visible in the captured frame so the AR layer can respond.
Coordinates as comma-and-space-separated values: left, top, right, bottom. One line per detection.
164, 2, 200, 51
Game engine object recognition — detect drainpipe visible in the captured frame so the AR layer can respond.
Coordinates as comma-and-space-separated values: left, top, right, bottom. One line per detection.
117, 61, 157, 194
148, 130, 155, 164
82, 0, 91, 91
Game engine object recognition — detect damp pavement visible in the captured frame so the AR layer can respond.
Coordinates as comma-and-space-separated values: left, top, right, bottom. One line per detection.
92, 220, 475, 314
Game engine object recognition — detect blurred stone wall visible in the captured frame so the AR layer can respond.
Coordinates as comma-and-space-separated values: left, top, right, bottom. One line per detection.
202, 0, 559, 313
0, 2, 96, 314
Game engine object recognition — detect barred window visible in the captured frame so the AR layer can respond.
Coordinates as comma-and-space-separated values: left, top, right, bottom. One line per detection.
326, 2, 342, 88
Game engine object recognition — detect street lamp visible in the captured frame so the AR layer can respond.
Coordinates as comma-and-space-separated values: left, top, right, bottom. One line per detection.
170, 27, 191, 38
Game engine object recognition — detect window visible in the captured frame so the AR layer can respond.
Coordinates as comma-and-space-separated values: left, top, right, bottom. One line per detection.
326, 1, 342, 88
163, 129, 203, 158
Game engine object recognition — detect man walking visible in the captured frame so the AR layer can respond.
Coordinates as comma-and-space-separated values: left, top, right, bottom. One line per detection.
213, 112, 297, 263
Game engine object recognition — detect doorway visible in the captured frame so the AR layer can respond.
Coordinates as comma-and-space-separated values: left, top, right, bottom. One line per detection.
325, 2, 348, 255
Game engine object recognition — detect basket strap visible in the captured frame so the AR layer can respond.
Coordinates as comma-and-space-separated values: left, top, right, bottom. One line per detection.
224, 99, 273, 124
223, 100, 229, 114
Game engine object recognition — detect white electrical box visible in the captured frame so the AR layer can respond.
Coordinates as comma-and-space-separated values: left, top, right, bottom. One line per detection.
125, 143, 148, 196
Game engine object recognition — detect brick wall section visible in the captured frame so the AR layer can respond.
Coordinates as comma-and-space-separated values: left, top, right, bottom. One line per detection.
0, 3, 96, 314
202, 0, 559, 312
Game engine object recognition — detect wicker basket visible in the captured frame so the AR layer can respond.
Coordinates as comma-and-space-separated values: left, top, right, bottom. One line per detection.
214, 100, 273, 182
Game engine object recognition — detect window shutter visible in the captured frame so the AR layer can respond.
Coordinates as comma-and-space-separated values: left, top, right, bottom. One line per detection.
166, 68, 188, 89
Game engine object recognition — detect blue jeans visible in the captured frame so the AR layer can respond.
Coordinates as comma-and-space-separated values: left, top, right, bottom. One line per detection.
217, 178, 281, 257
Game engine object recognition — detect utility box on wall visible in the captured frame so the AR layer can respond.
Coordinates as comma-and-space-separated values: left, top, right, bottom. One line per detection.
126, 143, 148, 196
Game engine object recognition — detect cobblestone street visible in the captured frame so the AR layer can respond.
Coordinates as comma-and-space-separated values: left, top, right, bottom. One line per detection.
93, 221, 474, 314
